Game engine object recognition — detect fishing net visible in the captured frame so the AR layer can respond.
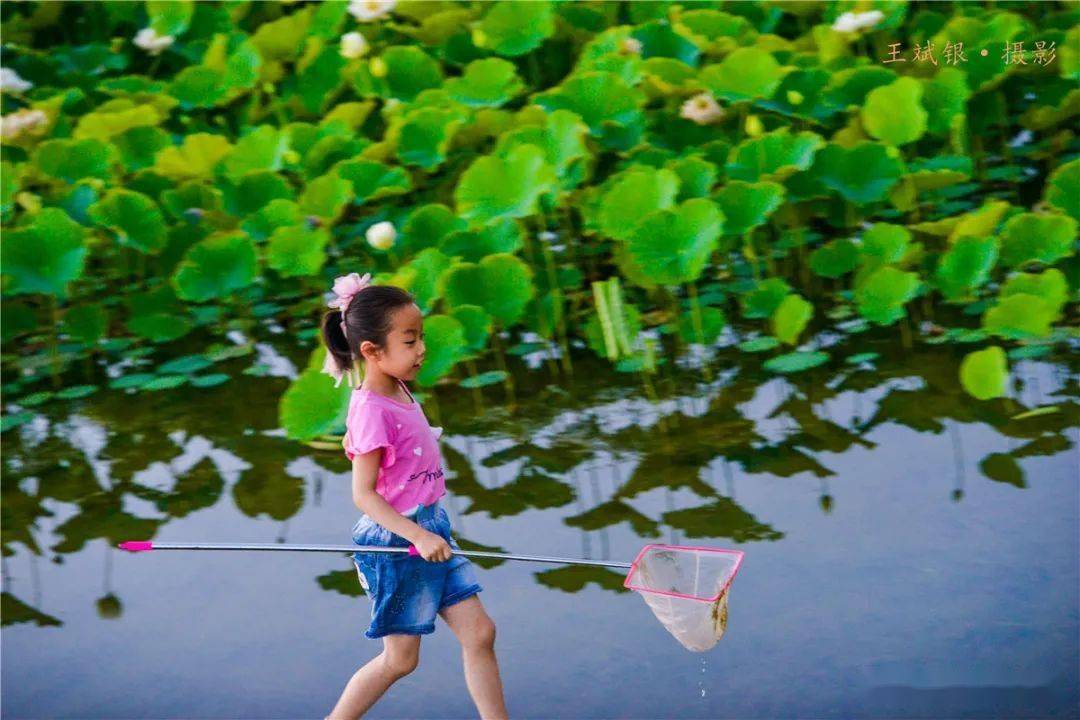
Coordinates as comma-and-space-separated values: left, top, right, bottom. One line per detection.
623, 544, 744, 652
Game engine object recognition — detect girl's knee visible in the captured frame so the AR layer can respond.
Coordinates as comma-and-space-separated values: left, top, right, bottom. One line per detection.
466, 616, 496, 651
380, 643, 420, 678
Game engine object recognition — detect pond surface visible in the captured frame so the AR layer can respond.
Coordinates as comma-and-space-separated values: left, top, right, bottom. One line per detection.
2, 331, 1078, 719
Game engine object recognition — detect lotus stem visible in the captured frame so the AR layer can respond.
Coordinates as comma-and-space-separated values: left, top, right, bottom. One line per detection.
607, 277, 633, 358
591, 280, 618, 360
742, 232, 760, 280
899, 314, 913, 350
490, 327, 515, 405
686, 281, 713, 381
464, 357, 486, 411
49, 295, 61, 387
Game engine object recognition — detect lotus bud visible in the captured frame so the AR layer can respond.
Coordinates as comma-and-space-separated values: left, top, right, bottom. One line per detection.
340, 31, 369, 59
0, 67, 33, 94
283, 149, 300, 164
133, 27, 175, 56
306, 215, 323, 230
885, 145, 900, 159
0, 108, 48, 139
16, 192, 40, 213
786, 90, 804, 106
348, 0, 396, 22
831, 10, 884, 34
369, 56, 388, 78
679, 92, 724, 126
745, 114, 764, 138
184, 207, 204, 223
619, 37, 643, 55
366, 220, 397, 250
471, 28, 487, 48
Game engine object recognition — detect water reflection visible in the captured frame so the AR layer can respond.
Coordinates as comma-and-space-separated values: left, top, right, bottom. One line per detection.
1, 337, 1076, 634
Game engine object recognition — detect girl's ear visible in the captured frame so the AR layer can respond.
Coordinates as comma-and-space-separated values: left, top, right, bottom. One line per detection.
358, 339, 379, 360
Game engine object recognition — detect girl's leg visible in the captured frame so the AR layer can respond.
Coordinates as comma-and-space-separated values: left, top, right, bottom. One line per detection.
327, 634, 421, 720
438, 596, 508, 720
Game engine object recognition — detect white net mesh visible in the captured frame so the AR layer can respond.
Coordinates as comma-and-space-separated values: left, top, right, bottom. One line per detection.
624, 545, 743, 652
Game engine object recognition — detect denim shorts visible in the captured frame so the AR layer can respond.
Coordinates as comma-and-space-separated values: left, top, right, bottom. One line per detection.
350, 501, 483, 639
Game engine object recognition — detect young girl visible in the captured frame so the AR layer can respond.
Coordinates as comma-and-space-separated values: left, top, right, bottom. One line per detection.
320, 272, 509, 720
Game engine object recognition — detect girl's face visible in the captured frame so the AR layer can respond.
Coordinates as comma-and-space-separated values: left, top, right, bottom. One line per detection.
361, 303, 425, 380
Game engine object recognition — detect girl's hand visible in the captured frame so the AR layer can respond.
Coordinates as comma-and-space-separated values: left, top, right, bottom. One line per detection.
413, 530, 452, 562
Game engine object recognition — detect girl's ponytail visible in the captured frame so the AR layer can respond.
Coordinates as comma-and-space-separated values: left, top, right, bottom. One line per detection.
321, 308, 353, 380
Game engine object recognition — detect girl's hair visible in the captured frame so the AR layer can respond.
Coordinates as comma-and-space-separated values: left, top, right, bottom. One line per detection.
320, 284, 415, 377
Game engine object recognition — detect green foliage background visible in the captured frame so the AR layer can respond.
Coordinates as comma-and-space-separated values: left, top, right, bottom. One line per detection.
1, 0, 1077, 436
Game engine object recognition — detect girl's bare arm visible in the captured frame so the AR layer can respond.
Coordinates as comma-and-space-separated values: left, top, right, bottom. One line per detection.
352, 449, 427, 544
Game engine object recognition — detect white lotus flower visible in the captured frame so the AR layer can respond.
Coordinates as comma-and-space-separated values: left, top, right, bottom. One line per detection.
340, 31, 369, 59
831, 10, 884, 34
0, 68, 32, 94
366, 221, 397, 250
134, 27, 175, 56
680, 92, 724, 126
348, 0, 396, 22
0, 108, 48, 140
619, 37, 643, 55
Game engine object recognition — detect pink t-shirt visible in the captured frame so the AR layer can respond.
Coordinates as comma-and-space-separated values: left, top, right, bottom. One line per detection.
342, 378, 446, 515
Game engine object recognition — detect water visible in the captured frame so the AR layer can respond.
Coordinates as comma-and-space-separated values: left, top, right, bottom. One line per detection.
2, 337, 1078, 718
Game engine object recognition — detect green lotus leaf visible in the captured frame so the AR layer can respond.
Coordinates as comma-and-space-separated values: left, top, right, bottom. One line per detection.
125, 285, 192, 343
354, 46, 443, 101
860, 223, 911, 265
738, 336, 781, 353
906, 155, 972, 192
934, 235, 1000, 302
203, 33, 261, 96
631, 19, 700, 65
771, 293, 813, 346
494, 109, 590, 184
760, 68, 837, 121
158, 354, 213, 375
1, 161, 18, 216
677, 306, 726, 345
61, 304, 107, 345
393, 106, 466, 169
113, 126, 172, 173
335, 159, 412, 205
700, 47, 785, 103
86, 189, 167, 254
982, 294, 1055, 339
266, 225, 329, 278
279, 347, 351, 441
625, 198, 724, 285
73, 102, 162, 141
251, 3, 312, 60
713, 180, 784, 236
854, 266, 920, 326
445, 58, 525, 107
999, 213, 1077, 269
158, 182, 222, 222
170, 66, 228, 108
439, 218, 523, 262
763, 350, 829, 374
809, 238, 860, 279
242, 199, 302, 241
455, 145, 556, 226
401, 204, 468, 254
824, 66, 897, 109
959, 346, 1008, 401
1, 301, 35, 342
534, 71, 645, 150
809, 142, 905, 205
1043, 158, 1079, 222
666, 155, 718, 200
439, 253, 536, 326
598, 166, 681, 241
450, 304, 493, 353
222, 125, 288, 178
400, 248, 454, 313
298, 172, 353, 221
740, 277, 792, 319
921, 67, 971, 136
862, 77, 927, 146
641, 58, 697, 97
34, 139, 114, 182
458, 370, 508, 389
476, 1, 555, 57
1, 209, 86, 298
573, 27, 644, 86
726, 128, 825, 182
415, 314, 466, 387
172, 231, 258, 303
1000, 268, 1068, 316
949, 200, 1012, 243
675, 9, 756, 52
147, 0, 193, 36
296, 46, 348, 114
219, 172, 291, 217
154, 133, 233, 180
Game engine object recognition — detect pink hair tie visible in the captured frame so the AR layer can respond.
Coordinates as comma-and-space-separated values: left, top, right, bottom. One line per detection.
323, 272, 372, 387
